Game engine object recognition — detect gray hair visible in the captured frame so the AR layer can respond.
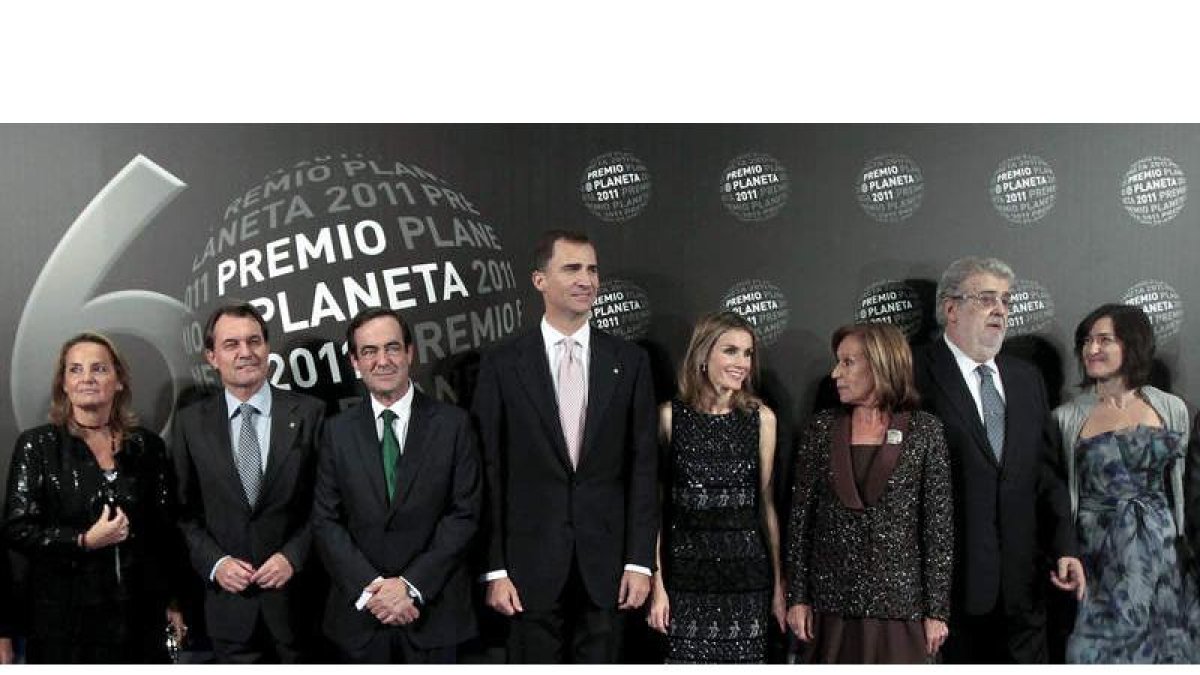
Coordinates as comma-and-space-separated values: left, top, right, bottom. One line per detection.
935, 256, 1016, 326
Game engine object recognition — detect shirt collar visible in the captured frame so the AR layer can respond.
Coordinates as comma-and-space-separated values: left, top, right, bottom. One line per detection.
541, 316, 590, 352
370, 381, 415, 421
943, 333, 999, 376
226, 382, 271, 419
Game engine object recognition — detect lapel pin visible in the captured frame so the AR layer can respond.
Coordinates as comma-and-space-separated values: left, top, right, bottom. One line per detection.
289, 421, 296, 429
613, 367, 620, 374
886, 429, 903, 445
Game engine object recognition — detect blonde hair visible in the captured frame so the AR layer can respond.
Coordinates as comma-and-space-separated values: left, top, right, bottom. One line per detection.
678, 311, 762, 413
830, 323, 920, 412
49, 332, 138, 434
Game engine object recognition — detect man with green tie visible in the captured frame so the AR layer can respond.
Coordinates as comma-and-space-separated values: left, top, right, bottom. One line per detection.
312, 307, 482, 663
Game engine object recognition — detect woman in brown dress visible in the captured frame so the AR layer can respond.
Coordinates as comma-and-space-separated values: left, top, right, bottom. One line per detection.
786, 323, 953, 663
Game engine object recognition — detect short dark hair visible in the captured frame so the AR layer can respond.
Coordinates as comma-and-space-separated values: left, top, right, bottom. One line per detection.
204, 302, 269, 351
346, 306, 413, 355
1074, 303, 1155, 389
532, 229, 591, 272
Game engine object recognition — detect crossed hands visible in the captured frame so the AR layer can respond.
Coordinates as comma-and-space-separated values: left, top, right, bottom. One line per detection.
214, 552, 294, 593
365, 577, 420, 626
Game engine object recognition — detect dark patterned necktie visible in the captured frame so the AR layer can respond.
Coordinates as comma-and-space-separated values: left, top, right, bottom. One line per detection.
977, 365, 1005, 461
236, 403, 263, 506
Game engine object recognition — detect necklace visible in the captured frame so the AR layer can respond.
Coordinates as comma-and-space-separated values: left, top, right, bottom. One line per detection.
73, 418, 110, 431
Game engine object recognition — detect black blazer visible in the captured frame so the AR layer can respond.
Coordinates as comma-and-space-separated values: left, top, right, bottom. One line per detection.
913, 340, 1074, 617
170, 387, 325, 643
787, 409, 953, 622
471, 328, 658, 610
312, 390, 482, 653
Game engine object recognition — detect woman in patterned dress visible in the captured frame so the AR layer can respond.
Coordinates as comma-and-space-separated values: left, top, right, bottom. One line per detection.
646, 311, 786, 663
1052, 304, 1200, 663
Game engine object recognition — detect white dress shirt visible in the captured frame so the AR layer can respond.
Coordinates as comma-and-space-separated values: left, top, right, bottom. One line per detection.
211, 384, 273, 580
358, 383, 422, 607
943, 334, 1007, 423
483, 317, 650, 582
369, 383, 414, 450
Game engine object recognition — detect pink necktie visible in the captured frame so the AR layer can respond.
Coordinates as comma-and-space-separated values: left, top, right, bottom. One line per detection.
556, 338, 586, 468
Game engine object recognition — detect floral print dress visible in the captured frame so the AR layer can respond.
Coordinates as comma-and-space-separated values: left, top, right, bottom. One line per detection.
1067, 425, 1200, 663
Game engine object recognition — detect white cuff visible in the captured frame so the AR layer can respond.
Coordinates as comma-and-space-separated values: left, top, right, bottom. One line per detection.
480, 569, 508, 582
209, 555, 231, 582
624, 564, 652, 577
355, 576, 384, 611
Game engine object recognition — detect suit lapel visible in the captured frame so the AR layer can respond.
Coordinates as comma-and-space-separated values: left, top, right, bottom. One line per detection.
861, 411, 910, 506
260, 388, 300, 503
207, 394, 253, 514
350, 399, 390, 512
579, 333, 618, 470
829, 412, 864, 511
389, 391, 433, 525
514, 331, 574, 471
929, 341, 999, 469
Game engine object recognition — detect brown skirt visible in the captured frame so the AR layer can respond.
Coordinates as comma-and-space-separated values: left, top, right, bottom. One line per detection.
802, 612, 932, 664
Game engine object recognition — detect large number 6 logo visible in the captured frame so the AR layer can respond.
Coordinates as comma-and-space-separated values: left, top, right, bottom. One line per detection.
11, 155, 192, 435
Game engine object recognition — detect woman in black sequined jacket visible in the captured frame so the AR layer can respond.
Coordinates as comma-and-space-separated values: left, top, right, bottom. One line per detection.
786, 323, 953, 663
2, 333, 182, 663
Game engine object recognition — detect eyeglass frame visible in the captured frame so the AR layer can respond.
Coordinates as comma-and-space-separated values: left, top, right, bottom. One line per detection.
948, 291, 1013, 309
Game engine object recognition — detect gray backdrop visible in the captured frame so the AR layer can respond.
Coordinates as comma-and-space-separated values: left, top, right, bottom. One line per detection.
2, 124, 1197, 498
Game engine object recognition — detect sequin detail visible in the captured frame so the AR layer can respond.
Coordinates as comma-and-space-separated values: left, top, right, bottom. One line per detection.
786, 409, 953, 622
2, 424, 176, 663
663, 400, 769, 664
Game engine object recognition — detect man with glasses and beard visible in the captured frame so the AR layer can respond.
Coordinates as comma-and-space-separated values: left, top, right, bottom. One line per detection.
913, 257, 1085, 663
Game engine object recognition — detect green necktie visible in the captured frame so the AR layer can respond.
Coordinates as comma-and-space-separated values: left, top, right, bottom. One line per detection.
380, 409, 400, 502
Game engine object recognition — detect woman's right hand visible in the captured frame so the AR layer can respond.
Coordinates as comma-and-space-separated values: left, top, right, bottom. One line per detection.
786, 603, 813, 641
83, 504, 129, 550
647, 580, 670, 634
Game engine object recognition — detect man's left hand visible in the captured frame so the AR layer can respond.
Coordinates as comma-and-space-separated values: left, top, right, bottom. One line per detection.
617, 570, 650, 610
1050, 556, 1086, 600
250, 553, 294, 589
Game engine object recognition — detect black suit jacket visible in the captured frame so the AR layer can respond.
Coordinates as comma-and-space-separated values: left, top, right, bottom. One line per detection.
312, 390, 482, 653
914, 340, 1074, 617
471, 328, 658, 610
170, 386, 325, 643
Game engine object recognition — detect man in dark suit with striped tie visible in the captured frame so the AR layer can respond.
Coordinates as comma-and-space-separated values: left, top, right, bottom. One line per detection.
913, 257, 1085, 663
171, 303, 326, 663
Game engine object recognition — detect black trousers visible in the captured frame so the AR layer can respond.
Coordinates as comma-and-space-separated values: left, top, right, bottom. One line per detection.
339, 628, 457, 664
507, 557, 621, 664
942, 598, 1047, 664
211, 615, 302, 664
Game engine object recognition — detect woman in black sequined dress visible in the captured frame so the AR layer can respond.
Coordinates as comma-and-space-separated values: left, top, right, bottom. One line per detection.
786, 323, 952, 663
2, 333, 183, 663
647, 312, 786, 663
